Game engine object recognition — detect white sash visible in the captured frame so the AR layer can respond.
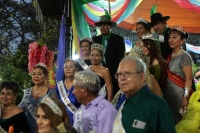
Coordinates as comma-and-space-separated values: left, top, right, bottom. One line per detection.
76, 58, 88, 70
113, 101, 126, 133
74, 106, 84, 133
57, 81, 77, 114
24, 88, 36, 119
0, 126, 7, 133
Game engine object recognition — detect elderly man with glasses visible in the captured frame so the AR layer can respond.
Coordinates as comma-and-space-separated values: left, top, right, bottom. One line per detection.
113, 56, 176, 133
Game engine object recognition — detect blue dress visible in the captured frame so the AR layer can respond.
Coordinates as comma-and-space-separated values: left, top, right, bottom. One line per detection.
56, 80, 81, 125
18, 88, 56, 133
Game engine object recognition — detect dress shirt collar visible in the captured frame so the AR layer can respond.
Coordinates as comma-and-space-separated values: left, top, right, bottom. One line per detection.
126, 86, 148, 105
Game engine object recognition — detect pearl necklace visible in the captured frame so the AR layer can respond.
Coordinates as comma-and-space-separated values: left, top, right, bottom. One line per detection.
172, 49, 183, 57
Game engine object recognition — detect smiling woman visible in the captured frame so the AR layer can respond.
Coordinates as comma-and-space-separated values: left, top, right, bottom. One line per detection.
36, 96, 69, 133
0, 82, 29, 133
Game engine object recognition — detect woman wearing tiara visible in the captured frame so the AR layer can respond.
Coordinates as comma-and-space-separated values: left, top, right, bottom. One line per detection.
36, 95, 71, 133
128, 18, 150, 62
76, 37, 93, 71
55, 58, 81, 125
18, 64, 56, 133
163, 26, 193, 124
141, 33, 167, 89
87, 43, 113, 102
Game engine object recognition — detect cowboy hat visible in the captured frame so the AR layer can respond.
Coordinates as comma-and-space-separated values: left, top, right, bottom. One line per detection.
94, 15, 117, 27
150, 13, 170, 25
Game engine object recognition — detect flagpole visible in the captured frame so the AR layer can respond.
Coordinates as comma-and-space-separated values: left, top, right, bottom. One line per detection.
108, 0, 111, 14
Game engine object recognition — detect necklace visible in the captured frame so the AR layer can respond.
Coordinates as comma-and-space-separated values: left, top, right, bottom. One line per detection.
1, 104, 14, 110
172, 49, 183, 57
34, 86, 45, 95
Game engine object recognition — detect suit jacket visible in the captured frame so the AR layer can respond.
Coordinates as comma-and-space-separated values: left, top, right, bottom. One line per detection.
160, 28, 173, 60
92, 33, 125, 77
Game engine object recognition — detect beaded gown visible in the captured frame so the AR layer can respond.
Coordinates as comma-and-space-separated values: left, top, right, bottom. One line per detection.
163, 51, 192, 124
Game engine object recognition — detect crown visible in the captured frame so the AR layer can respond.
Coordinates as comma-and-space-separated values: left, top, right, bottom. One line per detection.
137, 18, 148, 24
172, 25, 186, 34
74, 72, 97, 85
142, 33, 155, 41
41, 95, 62, 116
35, 62, 47, 69
91, 43, 106, 53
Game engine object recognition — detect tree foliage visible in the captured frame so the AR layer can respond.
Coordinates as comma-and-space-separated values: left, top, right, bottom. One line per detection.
0, 0, 60, 103
0, 50, 32, 104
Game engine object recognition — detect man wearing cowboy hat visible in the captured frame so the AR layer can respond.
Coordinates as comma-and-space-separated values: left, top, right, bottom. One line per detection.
92, 15, 125, 96
150, 13, 173, 60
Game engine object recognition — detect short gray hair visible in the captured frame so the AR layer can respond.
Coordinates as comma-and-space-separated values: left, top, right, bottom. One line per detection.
74, 70, 101, 95
121, 56, 146, 76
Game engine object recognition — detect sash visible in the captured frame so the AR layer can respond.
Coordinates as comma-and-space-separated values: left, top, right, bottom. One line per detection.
111, 90, 121, 107
113, 101, 126, 133
76, 58, 88, 70
57, 81, 77, 114
24, 88, 36, 119
98, 84, 107, 96
0, 126, 7, 133
74, 106, 84, 133
166, 55, 193, 96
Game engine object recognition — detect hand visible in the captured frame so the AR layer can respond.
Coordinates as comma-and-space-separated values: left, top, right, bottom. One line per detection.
182, 97, 189, 110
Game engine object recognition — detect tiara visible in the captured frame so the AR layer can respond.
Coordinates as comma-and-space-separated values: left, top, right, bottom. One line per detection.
81, 37, 93, 43
142, 33, 155, 41
35, 62, 47, 69
91, 43, 106, 53
172, 25, 186, 34
137, 18, 148, 24
41, 95, 62, 116
57, 122, 67, 133
65, 57, 73, 62
74, 72, 97, 85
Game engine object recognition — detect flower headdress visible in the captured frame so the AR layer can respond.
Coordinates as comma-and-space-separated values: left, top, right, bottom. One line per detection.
28, 41, 55, 87
91, 43, 106, 53
41, 95, 62, 116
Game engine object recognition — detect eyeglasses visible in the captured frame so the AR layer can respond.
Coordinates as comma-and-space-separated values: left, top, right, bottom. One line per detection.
64, 66, 75, 69
115, 71, 141, 79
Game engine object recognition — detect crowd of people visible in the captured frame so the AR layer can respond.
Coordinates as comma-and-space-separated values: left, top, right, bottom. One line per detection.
0, 10, 196, 133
